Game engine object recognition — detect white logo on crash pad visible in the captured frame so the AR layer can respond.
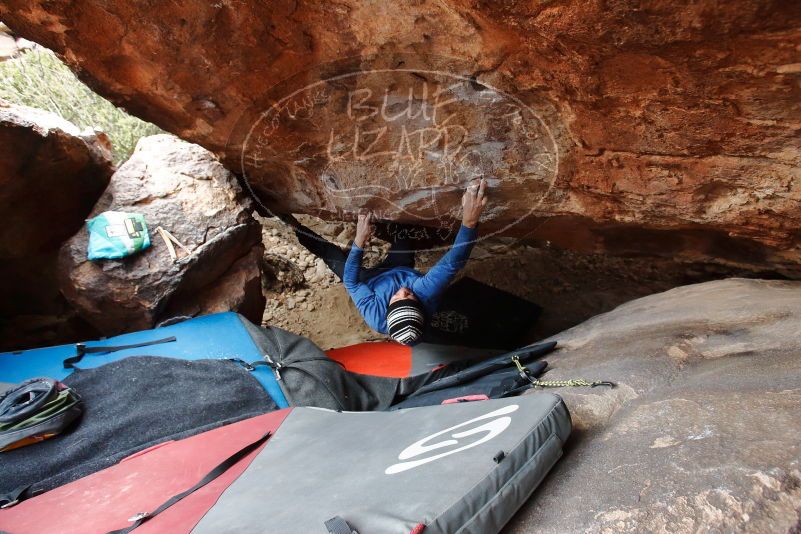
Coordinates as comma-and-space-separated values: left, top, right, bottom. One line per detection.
385, 404, 518, 475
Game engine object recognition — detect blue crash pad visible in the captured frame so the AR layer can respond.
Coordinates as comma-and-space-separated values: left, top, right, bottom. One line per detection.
0, 312, 288, 408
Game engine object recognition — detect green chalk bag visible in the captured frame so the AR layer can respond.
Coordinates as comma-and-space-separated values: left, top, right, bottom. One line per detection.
86, 211, 151, 260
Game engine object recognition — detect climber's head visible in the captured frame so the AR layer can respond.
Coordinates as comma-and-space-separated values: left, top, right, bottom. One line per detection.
390, 287, 417, 304
386, 288, 424, 345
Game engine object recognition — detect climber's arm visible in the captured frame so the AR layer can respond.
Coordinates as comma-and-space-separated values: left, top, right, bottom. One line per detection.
412, 179, 486, 300
342, 212, 385, 333
412, 224, 478, 300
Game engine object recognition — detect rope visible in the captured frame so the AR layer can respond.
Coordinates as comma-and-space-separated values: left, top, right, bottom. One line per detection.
511, 355, 614, 389
530, 378, 613, 388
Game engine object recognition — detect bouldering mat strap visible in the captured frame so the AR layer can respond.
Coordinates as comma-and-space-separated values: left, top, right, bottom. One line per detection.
225, 358, 255, 371
63, 336, 177, 370
107, 431, 273, 534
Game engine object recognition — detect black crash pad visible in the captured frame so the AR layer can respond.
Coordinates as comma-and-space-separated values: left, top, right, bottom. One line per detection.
424, 277, 541, 349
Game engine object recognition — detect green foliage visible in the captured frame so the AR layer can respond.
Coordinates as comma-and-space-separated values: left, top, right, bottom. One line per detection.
0, 47, 162, 164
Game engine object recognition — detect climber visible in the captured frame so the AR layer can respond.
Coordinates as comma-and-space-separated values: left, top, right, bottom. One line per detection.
282, 178, 488, 345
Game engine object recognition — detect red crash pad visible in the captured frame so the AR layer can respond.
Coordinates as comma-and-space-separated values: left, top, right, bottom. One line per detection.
326, 341, 412, 377
326, 341, 500, 378
0, 410, 290, 534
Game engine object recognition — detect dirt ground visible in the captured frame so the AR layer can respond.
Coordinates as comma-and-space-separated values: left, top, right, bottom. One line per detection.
260, 214, 768, 350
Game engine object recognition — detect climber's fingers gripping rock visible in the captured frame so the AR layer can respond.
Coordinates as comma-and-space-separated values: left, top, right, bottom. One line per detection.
461, 178, 488, 228
355, 211, 374, 249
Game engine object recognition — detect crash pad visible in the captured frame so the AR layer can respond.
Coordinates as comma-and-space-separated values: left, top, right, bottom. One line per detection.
0, 410, 290, 534
326, 341, 501, 378
424, 277, 542, 349
1, 357, 277, 498
195, 395, 570, 534
0, 395, 571, 534
0, 313, 288, 408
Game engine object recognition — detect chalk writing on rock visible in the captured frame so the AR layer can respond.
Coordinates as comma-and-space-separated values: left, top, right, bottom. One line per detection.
241, 61, 558, 240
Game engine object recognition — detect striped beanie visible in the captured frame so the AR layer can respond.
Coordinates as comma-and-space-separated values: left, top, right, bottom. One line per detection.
386, 298, 425, 345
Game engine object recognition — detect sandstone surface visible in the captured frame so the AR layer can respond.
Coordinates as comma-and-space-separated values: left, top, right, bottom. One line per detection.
2, 2, 800, 273
507, 278, 801, 533
59, 134, 265, 334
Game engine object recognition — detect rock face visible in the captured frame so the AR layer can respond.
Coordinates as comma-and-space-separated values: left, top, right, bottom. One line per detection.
0, 22, 32, 60
505, 278, 801, 533
0, 23, 17, 60
0, 99, 112, 259
0, 99, 112, 350
59, 134, 265, 335
2, 2, 801, 274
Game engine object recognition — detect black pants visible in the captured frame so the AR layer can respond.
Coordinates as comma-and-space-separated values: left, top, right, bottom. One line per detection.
294, 224, 415, 283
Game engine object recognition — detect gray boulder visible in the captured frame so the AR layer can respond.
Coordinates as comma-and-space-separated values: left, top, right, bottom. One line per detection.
59, 134, 264, 334
507, 278, 801, 533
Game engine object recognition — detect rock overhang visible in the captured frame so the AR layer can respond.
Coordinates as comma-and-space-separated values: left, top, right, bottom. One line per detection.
1, 0, 799, 273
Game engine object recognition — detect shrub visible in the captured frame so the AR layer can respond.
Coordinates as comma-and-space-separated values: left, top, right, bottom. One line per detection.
0, 46, 162, 164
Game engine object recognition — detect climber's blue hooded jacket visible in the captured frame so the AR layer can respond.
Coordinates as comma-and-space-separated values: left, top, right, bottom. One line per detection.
343, 224, 478, 335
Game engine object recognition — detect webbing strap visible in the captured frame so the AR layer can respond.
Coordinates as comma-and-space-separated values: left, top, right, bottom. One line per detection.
106, 431, 272, 534
63, 336, 177, 370
325, 516, 358, 534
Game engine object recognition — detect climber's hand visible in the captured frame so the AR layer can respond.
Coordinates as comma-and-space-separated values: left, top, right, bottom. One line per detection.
355, 212, 374, 249
461, 178, 488, 228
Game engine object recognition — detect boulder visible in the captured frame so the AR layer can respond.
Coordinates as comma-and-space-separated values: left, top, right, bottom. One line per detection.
0, 255, 97, 351
59, 134, 265, 334
0, 99, 112, 259
506, 278, 801, 532
163, 246, 265, 323
0, 99, 112, 350
0, 22, 32, 60
2, 2, 801, 273
0, 23, 16, 60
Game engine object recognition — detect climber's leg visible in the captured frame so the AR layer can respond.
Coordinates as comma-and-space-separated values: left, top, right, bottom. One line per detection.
280, 214, 348, 280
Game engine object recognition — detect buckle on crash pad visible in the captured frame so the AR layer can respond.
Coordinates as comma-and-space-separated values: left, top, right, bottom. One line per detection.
128, 512, 150, 522
225, 358, 255, 371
